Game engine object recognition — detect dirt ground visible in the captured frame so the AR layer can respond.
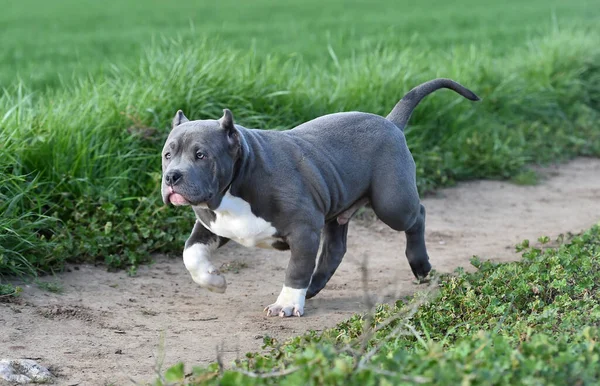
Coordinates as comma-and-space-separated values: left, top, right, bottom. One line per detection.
1, 157, 599, 385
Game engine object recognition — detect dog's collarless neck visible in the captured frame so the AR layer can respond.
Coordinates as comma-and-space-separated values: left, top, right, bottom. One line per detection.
221, 156, 242, 195
221, 128, 249, 195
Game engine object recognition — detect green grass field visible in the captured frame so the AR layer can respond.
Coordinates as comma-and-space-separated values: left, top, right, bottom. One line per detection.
1, 0, 598, 89
1, 0, 600, 383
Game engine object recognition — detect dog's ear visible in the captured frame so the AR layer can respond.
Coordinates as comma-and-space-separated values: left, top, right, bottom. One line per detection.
172, 110, 189, 129
219, 109, 240, 148
219, 109, 235, 133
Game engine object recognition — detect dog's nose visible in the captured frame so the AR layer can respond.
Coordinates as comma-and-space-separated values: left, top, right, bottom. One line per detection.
165, 170, 183, 186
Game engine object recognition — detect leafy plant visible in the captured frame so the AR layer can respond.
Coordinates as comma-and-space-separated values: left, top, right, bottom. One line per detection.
35, 279, 64, 294
0, 283, 22, 298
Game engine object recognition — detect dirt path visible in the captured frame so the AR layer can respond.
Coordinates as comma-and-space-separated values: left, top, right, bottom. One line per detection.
2, 158, 599, 385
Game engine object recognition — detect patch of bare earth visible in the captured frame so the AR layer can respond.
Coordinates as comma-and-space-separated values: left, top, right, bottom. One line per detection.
1, 158, 599, 385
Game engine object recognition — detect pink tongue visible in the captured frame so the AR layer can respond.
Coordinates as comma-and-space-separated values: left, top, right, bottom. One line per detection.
170, 193, 189, 205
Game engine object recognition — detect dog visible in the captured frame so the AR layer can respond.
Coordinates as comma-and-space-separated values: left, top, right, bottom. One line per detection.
161, 78, 479, 317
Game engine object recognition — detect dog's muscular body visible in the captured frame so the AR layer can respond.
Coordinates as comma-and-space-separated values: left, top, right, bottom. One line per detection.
161, 78, 479, 317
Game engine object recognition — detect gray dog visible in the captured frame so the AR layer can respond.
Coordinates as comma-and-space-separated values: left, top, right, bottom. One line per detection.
161, 78, 479, 317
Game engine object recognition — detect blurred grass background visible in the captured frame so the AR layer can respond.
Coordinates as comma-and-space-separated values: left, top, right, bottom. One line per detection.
1, 0, 598, 89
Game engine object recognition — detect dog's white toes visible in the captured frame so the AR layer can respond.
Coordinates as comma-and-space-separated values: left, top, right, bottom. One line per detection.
265, 286, 307, 317
264, 304, 281, 317
278, 307, 293, 317
264, 303, 303, 317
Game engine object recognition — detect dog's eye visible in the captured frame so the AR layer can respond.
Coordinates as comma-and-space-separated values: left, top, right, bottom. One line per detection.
196, 151, 206, 160
164, 152, 171, 160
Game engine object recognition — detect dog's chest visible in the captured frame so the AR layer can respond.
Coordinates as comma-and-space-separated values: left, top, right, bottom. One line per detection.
198, 193, 280, 249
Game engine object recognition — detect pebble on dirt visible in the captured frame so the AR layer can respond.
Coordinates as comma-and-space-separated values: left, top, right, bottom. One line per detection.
0, 359, 54, 384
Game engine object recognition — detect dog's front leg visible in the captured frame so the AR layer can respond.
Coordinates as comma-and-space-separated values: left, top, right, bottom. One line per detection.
183, 220, 229, 293
265, 227, 321, 317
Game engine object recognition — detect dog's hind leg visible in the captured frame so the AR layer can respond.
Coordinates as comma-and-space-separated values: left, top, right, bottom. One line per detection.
306, 221, 349, 299
402, 204, 431, 280
370, 167, 432, 280
376, 201, 431, 280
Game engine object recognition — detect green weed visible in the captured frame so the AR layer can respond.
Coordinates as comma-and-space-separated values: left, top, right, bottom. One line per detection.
35, 279, 64, 294
511, 169, 539, 185
0, 283, 22, 298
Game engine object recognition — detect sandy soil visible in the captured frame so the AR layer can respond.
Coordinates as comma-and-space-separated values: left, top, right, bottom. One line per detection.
1, 157, 599, 385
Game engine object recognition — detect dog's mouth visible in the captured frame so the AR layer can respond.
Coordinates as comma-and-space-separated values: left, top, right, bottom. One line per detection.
166, 186, 190, 206
169, 193, 190, 206
165, 186, 213, 207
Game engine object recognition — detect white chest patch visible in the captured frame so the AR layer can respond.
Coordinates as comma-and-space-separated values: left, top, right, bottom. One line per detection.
198, 192, 280, 249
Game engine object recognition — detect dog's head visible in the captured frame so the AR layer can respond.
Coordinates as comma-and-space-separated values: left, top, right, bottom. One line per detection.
161, 109, 241, 209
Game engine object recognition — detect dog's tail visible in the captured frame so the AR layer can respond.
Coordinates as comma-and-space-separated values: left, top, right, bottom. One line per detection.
386, 78, 480, 131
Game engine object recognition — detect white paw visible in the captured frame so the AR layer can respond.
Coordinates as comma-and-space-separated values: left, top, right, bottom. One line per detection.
264, 303, 303, 317
183, 243, 227, 293
194, 268, 227, 293
264, 286, 307, 317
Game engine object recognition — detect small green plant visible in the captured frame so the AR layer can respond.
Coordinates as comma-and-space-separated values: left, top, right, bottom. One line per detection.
515, 239, 530, 252
164, 362, 186, 383
538, 235, 550, 244
35, 279, 64, 294
0, 283, 22, 298
511, 169, 539, 185
127, 265, 138, 277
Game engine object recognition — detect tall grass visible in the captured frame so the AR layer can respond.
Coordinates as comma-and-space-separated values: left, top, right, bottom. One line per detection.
0, 174, 60, 276
1, 28, 599, 276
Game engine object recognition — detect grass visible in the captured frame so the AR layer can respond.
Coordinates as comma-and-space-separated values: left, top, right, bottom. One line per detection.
34, 279, 64, 294
0, 173, 63, 276
1, 0, 598, 90
1, 26, 600, 279
158, 224, 600, 385
0, 283, 22, 298
510, 169, 540, 186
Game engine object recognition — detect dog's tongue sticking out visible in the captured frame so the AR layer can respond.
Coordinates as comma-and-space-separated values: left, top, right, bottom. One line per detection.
169, 193, 189, 206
